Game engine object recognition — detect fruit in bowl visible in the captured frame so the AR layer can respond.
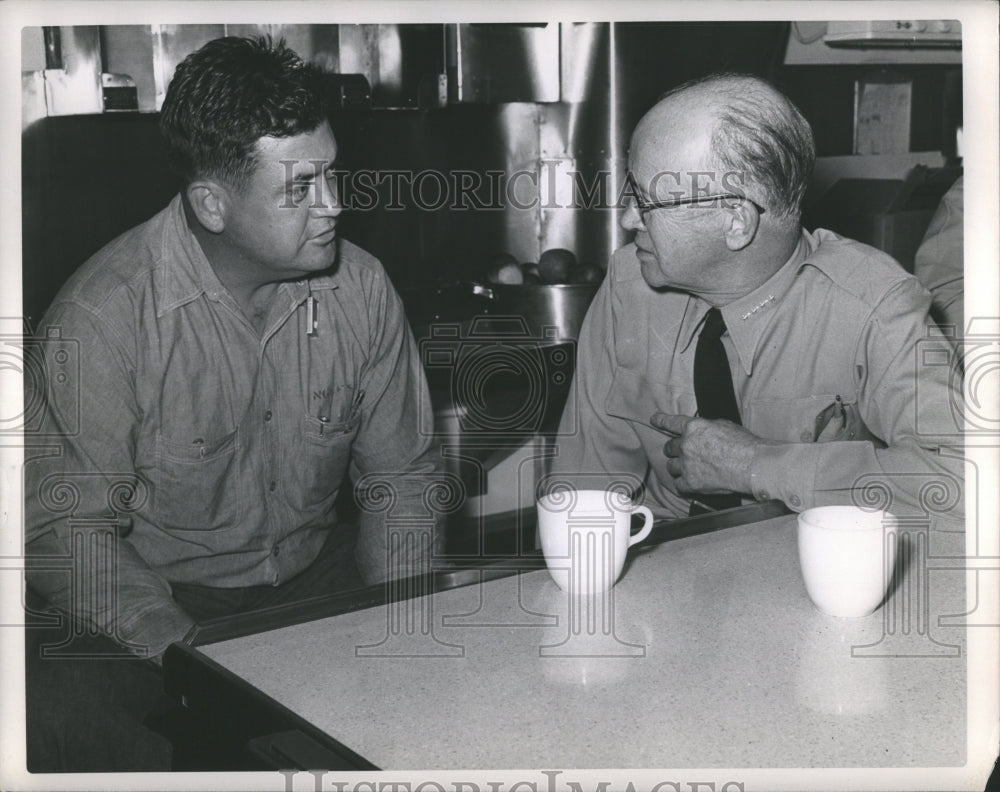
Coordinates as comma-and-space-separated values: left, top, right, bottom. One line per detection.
485, 253, 524, 285
521, 262, 543, 284
569, 262, 605, 284
538, 248, 577, 284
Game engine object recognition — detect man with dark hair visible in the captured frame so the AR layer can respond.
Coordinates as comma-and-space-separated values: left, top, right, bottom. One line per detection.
553, 73, 963, 521
24, 36, 442, 771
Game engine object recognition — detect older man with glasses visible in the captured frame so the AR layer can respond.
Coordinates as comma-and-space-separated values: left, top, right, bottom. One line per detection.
551, 72, 963, 523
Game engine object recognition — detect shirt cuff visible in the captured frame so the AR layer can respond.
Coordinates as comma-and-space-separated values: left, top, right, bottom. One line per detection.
750, 442, 822, 512
118, 601, 196, 660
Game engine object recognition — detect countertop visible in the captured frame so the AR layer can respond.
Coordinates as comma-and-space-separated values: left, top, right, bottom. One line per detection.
200, 514, 970, 770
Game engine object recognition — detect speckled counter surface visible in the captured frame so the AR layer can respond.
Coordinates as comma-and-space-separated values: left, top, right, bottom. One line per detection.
201, 515, 969, 770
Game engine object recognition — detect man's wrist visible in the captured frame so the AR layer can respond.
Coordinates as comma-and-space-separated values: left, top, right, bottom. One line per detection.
749, 441, 818, 511
733, 429, 776, 494
121, 602, 197, 659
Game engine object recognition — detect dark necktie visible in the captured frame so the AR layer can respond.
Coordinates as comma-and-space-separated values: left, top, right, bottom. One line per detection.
690, 308, 742, 514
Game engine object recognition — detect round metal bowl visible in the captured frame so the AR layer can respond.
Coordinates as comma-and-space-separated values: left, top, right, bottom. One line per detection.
476, 282, 601, 341
401, 281, 601, 343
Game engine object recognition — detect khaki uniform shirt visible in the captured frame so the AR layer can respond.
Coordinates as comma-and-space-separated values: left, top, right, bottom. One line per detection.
914, 175, 964, 333
552, 229, 964, 523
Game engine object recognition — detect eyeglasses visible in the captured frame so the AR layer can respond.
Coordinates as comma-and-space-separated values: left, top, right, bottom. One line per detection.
625, 171, 765, 222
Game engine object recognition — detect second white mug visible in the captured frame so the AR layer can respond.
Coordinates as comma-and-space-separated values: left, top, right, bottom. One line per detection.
797, 505, 899, 618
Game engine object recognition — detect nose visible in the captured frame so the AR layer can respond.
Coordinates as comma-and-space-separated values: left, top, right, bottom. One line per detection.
621, 200, 644, 232
311, 173, 343, 218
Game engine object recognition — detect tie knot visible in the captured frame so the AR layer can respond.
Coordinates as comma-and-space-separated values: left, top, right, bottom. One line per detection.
700, 308, 727, 342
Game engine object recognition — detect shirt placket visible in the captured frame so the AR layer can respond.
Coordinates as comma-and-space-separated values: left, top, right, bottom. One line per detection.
256, 294, 307, 585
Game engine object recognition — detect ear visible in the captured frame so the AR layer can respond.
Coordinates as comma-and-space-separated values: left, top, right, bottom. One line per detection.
722, 200, 760, 251
185, 180, 228, 234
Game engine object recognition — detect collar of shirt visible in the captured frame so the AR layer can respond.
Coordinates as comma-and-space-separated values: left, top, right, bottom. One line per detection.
154, 194, 340, 319
677, 230, 813, 376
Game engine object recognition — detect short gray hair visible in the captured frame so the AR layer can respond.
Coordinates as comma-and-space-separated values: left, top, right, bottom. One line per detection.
664, 73, 816, 220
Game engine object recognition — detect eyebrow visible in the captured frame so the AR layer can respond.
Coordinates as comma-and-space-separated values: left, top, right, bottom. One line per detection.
287, 159, 340, 184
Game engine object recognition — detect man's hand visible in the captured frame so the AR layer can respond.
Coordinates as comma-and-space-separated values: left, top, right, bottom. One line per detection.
650, 413, 772, 495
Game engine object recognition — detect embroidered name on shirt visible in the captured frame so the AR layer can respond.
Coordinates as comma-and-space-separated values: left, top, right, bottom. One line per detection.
741, 295, 775, 321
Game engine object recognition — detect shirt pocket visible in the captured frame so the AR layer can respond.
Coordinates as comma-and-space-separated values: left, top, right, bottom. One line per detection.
152, 429, 242, 531
745, 394, 843, 444
812, 395, 886, 447
286, 410, 361, 512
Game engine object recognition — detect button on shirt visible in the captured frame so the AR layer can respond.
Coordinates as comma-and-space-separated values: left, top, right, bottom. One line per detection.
552, 229, 964, 523
25, 195, 442, 656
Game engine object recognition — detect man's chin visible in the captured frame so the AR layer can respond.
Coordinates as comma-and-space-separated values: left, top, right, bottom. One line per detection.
305, 239, 340, 274
638, 259, 666, 289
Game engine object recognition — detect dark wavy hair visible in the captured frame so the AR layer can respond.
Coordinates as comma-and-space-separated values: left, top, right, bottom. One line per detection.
662, 73, 816, 220
159, 35, 328, 191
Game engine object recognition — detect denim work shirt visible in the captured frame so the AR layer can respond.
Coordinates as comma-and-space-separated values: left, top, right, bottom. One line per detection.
551, 229, 964, 523
25, 195, 442, 656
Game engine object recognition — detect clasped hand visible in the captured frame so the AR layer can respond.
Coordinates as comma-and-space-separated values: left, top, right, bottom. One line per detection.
650, 413, 767, 495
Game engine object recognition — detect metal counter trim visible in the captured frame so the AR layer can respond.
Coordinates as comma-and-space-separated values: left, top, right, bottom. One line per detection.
182, 499, 788, 647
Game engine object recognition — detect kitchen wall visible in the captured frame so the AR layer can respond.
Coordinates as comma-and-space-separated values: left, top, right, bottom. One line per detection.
21, 21, 962, 324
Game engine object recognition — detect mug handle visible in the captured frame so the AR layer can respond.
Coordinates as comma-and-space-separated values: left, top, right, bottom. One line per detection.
627, 505, 654, 547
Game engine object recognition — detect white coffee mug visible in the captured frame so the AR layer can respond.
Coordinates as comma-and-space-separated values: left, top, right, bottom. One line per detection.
797, 505, 899, 618
537, 489, 654, 594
